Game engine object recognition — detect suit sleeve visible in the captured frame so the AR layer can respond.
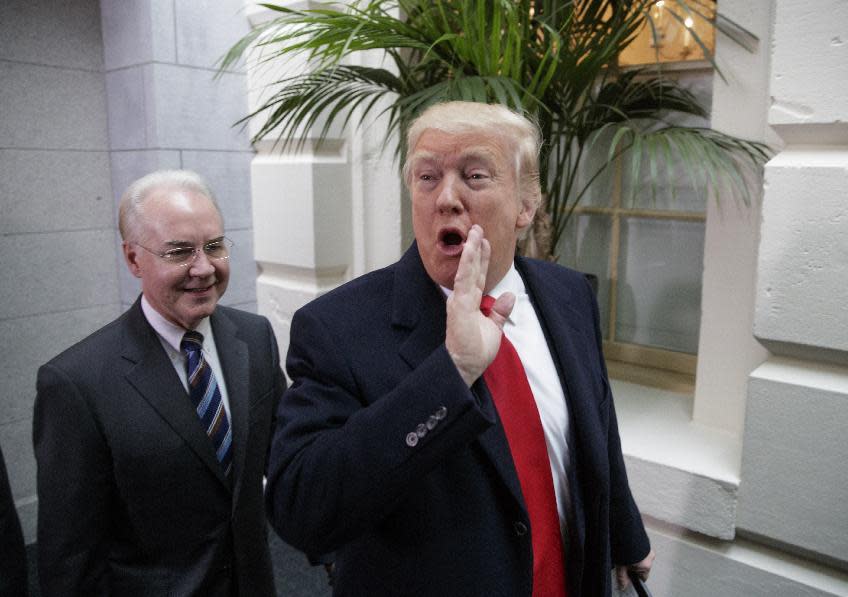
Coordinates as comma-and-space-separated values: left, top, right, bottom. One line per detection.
586, 277, 651, 566
265, 307, 495, 556
0, 444, 28, 596
33, 363, 113, 596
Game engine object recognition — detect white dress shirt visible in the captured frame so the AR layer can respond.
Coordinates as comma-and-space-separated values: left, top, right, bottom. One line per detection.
445, 265, 573, 539
141, 295, 232, 421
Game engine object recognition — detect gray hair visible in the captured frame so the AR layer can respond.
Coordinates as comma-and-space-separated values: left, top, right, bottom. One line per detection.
402, 101, 543, 212
118, 169, 220, 241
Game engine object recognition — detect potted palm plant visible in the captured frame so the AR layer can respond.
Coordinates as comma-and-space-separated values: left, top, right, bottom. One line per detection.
221, 0, 769, 260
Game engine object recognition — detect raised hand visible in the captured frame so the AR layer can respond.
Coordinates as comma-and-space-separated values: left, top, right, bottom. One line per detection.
445, 225, 515, 386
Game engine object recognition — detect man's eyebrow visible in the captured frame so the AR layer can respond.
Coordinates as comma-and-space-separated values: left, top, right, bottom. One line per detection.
162, 236, 225, 247
408, 151, 442, 168
458, 148, 499, 165
409, 148, 499, 167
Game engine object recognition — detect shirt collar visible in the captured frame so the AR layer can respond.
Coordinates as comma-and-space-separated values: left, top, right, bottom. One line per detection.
140, 295, 212, 353
486, 263, 526, 300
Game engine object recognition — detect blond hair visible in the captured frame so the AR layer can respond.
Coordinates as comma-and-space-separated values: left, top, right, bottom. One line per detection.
402, 101, 542, 212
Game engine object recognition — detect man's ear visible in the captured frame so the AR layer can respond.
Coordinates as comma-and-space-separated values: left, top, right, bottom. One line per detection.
122, 241, 143, 279
516, 195, 538, 231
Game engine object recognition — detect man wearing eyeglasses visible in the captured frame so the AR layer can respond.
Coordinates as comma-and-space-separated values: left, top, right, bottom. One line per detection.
33, 170, 284, 596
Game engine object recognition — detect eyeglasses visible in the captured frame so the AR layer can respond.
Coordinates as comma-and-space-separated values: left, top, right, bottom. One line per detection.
134, 237, 234, 267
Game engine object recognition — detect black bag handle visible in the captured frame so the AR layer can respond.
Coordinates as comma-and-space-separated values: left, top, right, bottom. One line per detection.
628, 569, 653, 597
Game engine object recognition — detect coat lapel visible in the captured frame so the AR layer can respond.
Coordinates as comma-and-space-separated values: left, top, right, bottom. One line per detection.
393, 244, 526, 513
471, 383, 526, 512
122, 300, 229, 488
393, 244, 448, 371
519, 260, 609, 486
212, 308, 251, 501
516, 258, 607, 563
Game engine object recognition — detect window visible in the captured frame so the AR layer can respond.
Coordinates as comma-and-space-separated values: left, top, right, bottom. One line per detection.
619, 1, 716, 67
559, 69, 714, 393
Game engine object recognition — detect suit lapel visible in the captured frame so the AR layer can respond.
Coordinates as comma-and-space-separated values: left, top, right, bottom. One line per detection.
393, 245, 526, 513
212, 308, 250, 501
122, 300, 229, 488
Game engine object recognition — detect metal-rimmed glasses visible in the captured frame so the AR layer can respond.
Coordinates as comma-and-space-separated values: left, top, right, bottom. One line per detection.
134, 237, 234, 267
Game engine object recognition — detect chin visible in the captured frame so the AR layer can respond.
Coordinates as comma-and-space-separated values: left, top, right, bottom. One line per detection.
431, 268, 458, 290
182, 302, 217, 324
199, 302, 219, 318
421, 250, 459, 289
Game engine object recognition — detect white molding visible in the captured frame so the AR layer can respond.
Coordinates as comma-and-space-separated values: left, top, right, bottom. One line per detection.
615, 381, 740, 539
644, 518, 848, 596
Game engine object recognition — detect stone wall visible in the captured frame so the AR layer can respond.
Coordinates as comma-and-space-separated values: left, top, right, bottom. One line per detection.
0, 0, 119, 542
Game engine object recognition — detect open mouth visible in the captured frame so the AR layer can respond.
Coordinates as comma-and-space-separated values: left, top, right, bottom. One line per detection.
437, 228, 466, 256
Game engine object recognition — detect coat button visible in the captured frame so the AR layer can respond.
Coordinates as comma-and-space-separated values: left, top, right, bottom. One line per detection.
435, 406, 447, 420
426, 415, 438, 430
513, 521, 528, 536
405, 432, 419, 447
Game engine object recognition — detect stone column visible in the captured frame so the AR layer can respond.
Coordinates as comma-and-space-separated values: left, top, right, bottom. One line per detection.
101, 0, 257, 312
244, 1, 404, 362
0, 0, 117, 541
692, 1, 774, 436
737, 0, 848, 566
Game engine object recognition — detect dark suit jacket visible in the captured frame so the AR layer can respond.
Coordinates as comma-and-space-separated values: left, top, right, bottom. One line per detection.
266, 243, 650, 597
0, 442, 29, 596
33, 299, 285, 597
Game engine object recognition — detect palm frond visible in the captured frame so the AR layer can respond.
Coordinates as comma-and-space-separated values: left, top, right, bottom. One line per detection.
595, 123, 770, 208
221, 0, 772, 259
243, 65, 403, 151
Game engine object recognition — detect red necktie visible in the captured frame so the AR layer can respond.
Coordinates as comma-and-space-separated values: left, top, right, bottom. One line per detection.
481, 295, 567, 597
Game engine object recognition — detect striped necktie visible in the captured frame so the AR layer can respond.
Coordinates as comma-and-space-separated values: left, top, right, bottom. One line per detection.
181, 331, 233, 477
480, 295, 568, 597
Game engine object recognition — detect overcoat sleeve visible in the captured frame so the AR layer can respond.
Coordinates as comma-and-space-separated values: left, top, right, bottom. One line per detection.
265, 306, 496, 556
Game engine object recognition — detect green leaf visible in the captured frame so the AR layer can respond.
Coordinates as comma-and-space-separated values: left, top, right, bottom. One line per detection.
220, 0, 772, 258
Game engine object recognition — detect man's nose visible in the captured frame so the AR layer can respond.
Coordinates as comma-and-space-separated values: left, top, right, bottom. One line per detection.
188, 250, 216, 277
435, 174, 464, 215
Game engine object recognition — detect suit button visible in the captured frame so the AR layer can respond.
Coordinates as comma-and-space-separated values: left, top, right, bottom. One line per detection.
513, 521, 528, 536
426, 415, 438, 430
416, 423, 427, 437
435, 406, 447, 420
405, 432, 419, 447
